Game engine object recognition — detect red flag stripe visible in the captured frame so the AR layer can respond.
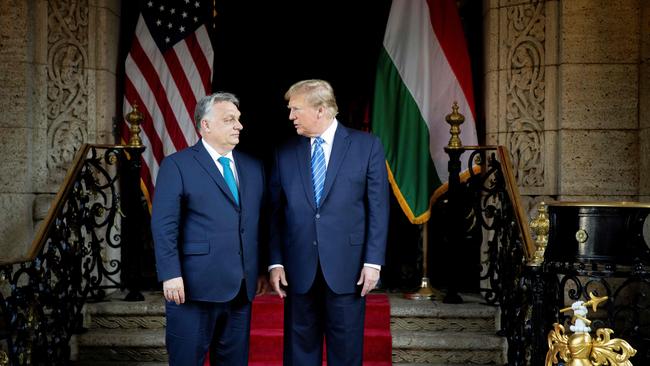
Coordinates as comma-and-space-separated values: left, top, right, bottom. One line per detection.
426, 0, 476, 118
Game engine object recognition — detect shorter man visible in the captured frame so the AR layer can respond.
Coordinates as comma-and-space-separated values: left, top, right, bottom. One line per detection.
152, 92, 266, 366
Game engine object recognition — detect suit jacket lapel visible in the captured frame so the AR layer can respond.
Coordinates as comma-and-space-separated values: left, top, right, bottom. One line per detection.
320, 125, 350, 205
192, 142, 240, 208
295, 137, 317, 210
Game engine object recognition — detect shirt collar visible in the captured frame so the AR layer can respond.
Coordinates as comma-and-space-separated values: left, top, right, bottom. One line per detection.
311, 118, 338, 146
202, 139, 235, 163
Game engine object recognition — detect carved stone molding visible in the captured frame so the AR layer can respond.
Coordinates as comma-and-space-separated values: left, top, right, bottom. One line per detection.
46, 0, 89, 184
391, 317, 494, 332
91, 316, 166, 330
392, 349, 499, 364
505, 0, 546, 188
79, 347, 167, 362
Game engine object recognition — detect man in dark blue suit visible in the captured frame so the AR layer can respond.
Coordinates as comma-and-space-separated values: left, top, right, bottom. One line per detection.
269, 79, 389, 365
151, 92, 266, 366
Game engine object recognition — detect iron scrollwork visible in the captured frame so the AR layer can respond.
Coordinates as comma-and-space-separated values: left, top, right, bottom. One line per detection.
0, 145, 146, 365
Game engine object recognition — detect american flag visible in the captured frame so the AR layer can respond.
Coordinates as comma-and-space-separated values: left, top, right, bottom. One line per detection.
122, 0, 214, 204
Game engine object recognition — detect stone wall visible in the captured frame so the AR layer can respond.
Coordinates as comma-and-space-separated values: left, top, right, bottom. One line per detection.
641, 0, 650, 203
484, 0, 647, 211
0, 0, 120, 262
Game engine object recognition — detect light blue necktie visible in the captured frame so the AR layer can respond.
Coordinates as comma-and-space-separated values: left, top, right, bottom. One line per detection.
311, 137, 326, 208
218, 156, 239, 205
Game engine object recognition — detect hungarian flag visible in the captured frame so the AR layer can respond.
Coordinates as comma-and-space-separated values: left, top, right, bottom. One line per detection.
372, 0, 478, 224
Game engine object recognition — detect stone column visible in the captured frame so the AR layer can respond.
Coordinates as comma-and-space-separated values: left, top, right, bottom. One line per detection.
556, 0, 640, 202
0, 0, 121, 262
484, 0, 644, 211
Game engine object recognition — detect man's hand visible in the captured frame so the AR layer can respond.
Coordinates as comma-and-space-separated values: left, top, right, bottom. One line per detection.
357, 266, 380, 297
163, 277, 185, 305
256, 275, 270, 295
270, 267, 288, 298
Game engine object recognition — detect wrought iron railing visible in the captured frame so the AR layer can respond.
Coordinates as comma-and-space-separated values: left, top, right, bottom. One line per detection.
0, 144, 147, 365
444, 139, 650, 364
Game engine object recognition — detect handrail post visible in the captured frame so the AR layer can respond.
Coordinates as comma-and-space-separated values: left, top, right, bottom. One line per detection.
443, 102, 465, 304
121, 105, 147, 301
120, 146, 147, 301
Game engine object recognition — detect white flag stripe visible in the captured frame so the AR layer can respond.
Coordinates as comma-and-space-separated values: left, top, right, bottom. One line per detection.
384, 0, 477, 181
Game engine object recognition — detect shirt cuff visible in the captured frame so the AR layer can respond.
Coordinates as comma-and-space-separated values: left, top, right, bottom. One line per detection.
268, 264, 284, 271
364, 263, 381, 271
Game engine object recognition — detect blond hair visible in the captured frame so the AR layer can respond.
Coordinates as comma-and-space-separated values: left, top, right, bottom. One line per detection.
285, 79, 338, 119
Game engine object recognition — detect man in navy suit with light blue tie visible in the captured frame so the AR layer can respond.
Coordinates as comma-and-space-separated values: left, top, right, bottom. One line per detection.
269, 79, 389, 365
151, 92, 266, 366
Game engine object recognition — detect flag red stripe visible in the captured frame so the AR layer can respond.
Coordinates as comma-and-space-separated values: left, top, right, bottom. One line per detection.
185, 32, 212, 94
130, 38, 189, 151
426, 0, 476, 118
162, 49, 198, 131
124, 78, 165, 163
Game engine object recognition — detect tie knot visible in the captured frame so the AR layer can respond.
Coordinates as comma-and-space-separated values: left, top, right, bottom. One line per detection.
218, 156, 231, 167
314, 137, 324, 146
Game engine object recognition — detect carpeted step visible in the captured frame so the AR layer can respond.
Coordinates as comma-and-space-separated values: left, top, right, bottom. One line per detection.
248, 362, 391, 366
252, 293, 391, 330
248, 293, 392, 363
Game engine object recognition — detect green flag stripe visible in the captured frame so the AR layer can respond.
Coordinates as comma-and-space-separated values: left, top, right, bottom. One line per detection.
372, 48, 441, 223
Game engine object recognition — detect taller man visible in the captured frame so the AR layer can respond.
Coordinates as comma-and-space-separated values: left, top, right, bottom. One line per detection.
151, 92, 266, 365
269, 79, 389, 365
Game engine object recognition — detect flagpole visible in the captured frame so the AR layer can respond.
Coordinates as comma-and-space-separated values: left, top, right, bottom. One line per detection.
404, 221, 444, 300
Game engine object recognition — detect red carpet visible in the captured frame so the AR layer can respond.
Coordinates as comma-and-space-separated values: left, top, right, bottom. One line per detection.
204, 293, 392, 365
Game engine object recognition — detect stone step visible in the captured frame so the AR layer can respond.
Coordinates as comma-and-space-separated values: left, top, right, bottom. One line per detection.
79, 292, 506, 365
76, 328, 166, 363
389, 294, 498, 333
391, 330, 506, 365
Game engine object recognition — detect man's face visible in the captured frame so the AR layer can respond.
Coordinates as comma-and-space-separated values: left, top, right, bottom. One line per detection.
201, 101, 242, 154
288, 94, 321, 137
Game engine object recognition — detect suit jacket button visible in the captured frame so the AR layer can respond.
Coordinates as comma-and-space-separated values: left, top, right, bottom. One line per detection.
240, 228, 245, 234
315, 213, 320, 219
313, 241, 317, 246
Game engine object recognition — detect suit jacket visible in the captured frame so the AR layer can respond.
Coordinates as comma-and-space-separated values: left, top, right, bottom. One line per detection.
151, 141, 265, 302
269, 124, 389, 294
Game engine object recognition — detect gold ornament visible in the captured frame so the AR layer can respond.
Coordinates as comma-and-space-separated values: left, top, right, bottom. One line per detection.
546, 293, 636, 366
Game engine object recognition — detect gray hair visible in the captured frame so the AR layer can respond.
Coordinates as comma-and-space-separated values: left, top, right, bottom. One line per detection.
284, 79, 338, 119
194, 92, 240, 130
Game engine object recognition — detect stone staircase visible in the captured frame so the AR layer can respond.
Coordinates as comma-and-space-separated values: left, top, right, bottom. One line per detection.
72, 291, 506, 365
389, 293, 506, 365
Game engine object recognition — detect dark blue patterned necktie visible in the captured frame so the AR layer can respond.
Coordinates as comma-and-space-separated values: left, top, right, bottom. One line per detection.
311, 137, 326, 208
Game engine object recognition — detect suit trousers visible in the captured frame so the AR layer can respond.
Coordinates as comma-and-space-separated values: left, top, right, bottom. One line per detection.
283, 265, 366, 366
165, 282, 251, 366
